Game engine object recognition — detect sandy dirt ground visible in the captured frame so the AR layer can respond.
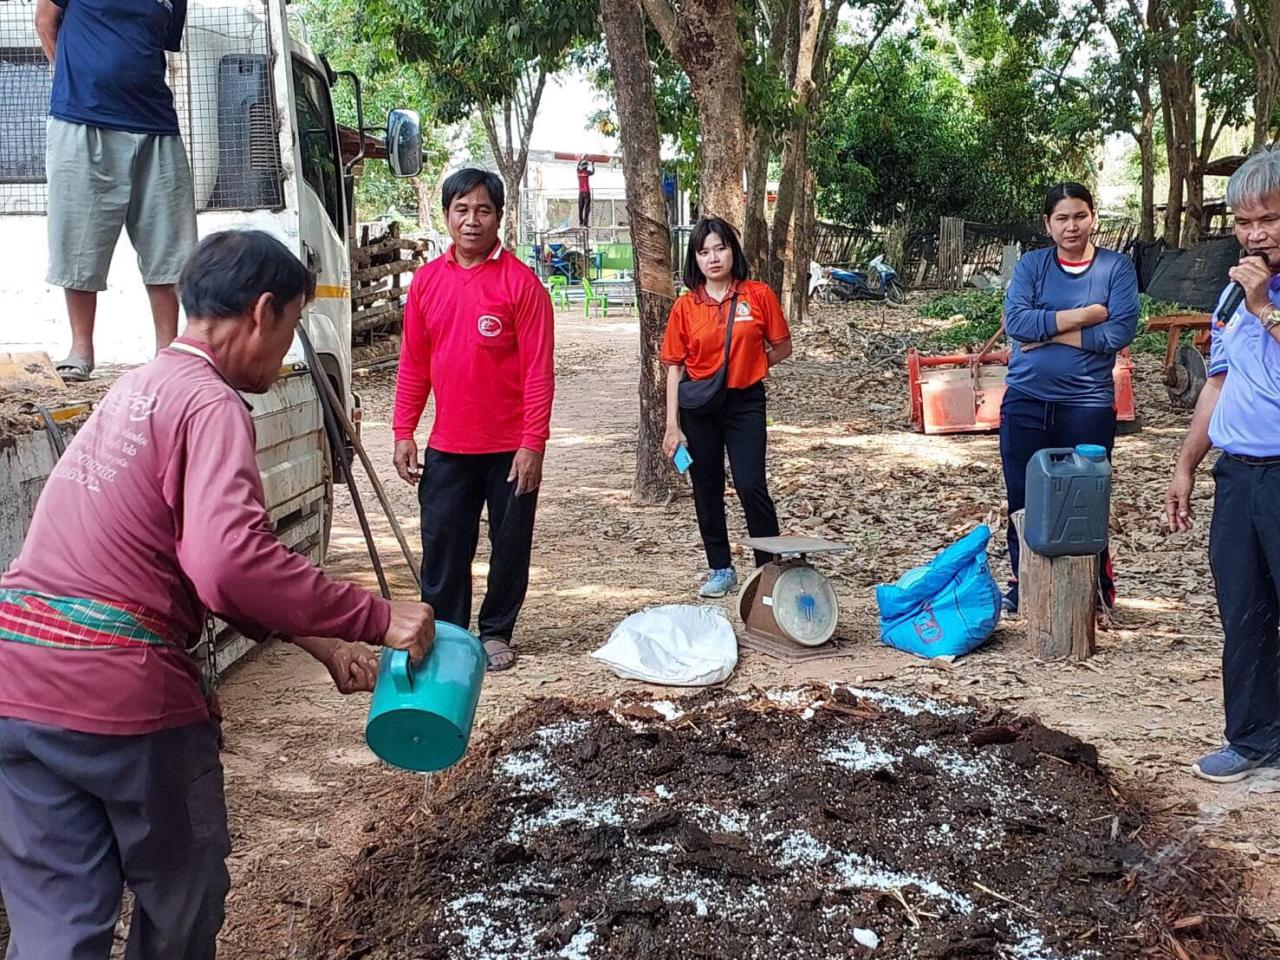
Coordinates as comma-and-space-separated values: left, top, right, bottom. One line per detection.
214, 300, 1280, 957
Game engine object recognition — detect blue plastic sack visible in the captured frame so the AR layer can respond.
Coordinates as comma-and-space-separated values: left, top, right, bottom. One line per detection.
875, 525, 1002, 659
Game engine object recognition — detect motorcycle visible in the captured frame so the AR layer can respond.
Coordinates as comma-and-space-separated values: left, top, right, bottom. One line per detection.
810, 254, 906, 305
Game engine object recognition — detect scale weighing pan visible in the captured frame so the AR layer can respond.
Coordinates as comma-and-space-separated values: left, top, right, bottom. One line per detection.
737, 536, 850, 648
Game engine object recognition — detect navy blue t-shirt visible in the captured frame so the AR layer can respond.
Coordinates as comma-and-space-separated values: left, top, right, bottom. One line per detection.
49, 0, 187, 136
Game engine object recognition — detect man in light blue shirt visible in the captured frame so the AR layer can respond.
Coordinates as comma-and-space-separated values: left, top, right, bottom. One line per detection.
1166, 146, 1280, 783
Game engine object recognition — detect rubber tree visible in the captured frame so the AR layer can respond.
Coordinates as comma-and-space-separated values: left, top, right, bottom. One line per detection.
1087, 0, 1159, 242
600, 0, 681, 503
1233, 0, 1280, 148
640, 0, 749, 231
768, 0, 901, 320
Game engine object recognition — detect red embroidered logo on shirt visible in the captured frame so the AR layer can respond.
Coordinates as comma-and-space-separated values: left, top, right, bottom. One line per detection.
477, 315, 503, 337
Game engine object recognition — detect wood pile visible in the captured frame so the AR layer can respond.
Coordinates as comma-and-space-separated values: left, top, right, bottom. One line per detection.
351, 222, 434, 369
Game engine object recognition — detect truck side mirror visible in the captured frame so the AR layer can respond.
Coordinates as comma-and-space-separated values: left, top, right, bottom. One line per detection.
387, 109, 422, 179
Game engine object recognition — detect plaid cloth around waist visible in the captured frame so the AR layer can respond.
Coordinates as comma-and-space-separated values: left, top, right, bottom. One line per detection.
0, 589, 187, 651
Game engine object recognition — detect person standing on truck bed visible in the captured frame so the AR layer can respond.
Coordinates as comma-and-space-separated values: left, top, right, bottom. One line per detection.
0, 230, 434, 959
393, 168, 556, 673
35, 0, 199, 383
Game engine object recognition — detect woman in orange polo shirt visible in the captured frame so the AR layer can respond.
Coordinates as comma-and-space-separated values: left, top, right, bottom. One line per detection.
661, 217, 793, 598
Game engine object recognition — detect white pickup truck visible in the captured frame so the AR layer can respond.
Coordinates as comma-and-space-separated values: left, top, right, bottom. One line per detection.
0, 0, 421, 673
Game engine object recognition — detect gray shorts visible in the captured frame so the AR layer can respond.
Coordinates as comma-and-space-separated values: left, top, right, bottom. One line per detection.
45, 118, 198, 292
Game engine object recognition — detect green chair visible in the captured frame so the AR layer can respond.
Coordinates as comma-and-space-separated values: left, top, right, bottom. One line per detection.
546, 275, 569, 309
582, 276, 609, 318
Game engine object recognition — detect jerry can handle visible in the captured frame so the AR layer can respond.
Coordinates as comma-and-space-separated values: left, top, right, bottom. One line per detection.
390, 649, 415, 694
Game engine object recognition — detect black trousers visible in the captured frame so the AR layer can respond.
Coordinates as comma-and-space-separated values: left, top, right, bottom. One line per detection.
1210, 454, 1280, 760
999, 388, 1117, 605
680, 382, 779, 570
418, 449, 538, 644
578, 190, 591, 227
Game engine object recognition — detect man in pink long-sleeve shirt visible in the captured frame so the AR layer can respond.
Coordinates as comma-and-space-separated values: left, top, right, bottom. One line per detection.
393, 168, 555, 672
0, 230, 433, 960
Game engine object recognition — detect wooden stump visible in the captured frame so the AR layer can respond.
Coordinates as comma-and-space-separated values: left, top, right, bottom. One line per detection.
1010, 510, 1096, 661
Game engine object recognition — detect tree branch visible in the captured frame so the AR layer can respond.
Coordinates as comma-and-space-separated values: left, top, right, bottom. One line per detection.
639, 0, 681, 63
516, 64, 548, 173
503, 97, 514, 164
480, 110, 504, 169
841, 0, 905, 88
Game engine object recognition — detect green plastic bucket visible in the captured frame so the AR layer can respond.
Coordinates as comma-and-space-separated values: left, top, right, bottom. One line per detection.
365, 621, 487, 772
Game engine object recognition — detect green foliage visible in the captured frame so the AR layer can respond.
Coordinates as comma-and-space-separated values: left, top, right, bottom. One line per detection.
920, 290, 1005, 349
921, 289, 1196, 356
297, 0, 450, 223
812, 36, 978, 231
811, 0, 1102, 233
358, 0, 598, 120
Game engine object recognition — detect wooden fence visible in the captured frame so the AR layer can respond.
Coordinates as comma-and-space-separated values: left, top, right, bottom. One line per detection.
350, 222, 434, 369
910, 217, 1139, 289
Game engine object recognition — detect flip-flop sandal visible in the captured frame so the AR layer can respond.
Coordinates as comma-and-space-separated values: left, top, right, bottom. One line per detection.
54, 356, 92, 383
482, 638, 516, 672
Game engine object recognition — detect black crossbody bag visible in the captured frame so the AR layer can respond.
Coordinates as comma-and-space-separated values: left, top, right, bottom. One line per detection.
677, 294, 739, 416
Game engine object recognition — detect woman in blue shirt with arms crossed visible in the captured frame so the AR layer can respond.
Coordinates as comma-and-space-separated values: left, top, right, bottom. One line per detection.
1000, 182, 1139, 617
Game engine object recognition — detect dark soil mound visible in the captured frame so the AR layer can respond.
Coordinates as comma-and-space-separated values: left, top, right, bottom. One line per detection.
315, 686, 1275, 959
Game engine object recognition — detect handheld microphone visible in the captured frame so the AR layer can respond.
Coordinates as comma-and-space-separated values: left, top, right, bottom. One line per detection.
1217, 247, 1263, 322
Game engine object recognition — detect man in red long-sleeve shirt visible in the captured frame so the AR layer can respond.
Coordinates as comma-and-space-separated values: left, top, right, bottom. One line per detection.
393, 168, 555, 672
0, 230, 433, 959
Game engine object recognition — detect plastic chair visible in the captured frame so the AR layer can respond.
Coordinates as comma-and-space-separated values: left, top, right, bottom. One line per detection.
582, 276, 609, 317
546, 275, 570, 309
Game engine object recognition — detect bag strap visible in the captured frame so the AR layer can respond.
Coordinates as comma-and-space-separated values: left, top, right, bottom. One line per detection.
720, 293, 739, 367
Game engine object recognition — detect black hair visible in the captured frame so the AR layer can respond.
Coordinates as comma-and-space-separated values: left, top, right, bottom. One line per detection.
178, 230, 315, 320
683, 217, 749, 289
442, 168, 505, 215
1043, 182, 1095, 217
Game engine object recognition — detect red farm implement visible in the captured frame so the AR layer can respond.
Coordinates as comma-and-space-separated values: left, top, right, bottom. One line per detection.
907, 322, 1137, 434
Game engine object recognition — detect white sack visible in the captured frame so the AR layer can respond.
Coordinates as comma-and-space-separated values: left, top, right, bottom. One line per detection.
592, 604, 738, 686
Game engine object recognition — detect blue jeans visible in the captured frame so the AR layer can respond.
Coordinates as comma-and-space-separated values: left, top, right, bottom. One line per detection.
999, 388, 1117, 605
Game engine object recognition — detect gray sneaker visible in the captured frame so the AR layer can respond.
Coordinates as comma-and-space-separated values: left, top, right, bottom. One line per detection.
699, 568, 738, 599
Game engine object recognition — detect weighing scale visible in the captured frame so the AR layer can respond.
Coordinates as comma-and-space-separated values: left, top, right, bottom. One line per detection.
737, 536, 850, 658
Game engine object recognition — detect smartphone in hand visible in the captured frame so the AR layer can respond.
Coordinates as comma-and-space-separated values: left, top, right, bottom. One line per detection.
673, 443, 693, 474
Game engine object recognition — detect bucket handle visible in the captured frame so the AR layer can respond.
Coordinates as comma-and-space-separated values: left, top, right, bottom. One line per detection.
390, 649, 415, 694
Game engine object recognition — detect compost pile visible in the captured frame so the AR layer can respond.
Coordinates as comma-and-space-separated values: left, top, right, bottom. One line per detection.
317, 687, 1271, 960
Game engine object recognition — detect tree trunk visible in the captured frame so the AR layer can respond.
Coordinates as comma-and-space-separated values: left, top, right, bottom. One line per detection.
1159, 86, 1191, 247
480, 66, 547, 252
641, 0, 747, 231
768, 0, 823, 298
1255, 62, 1280, 148
1182, 159, 1203, 247
602, 0, 679, 505
1151, 0, 1195, 247
743, 129, 771, 277
778, 121, 811, 317
1183, 96, 1216, 248
415, 178, 433, 232
1137, 91, 1157, 243
1236, 0, 1280, 148
1184, 102, 1228, 247
786, 166, 816, 323
501, 164, 522, 250
690, 72, 746, 230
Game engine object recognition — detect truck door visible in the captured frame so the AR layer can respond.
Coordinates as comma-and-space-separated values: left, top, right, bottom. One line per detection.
290, 55, 352, 409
